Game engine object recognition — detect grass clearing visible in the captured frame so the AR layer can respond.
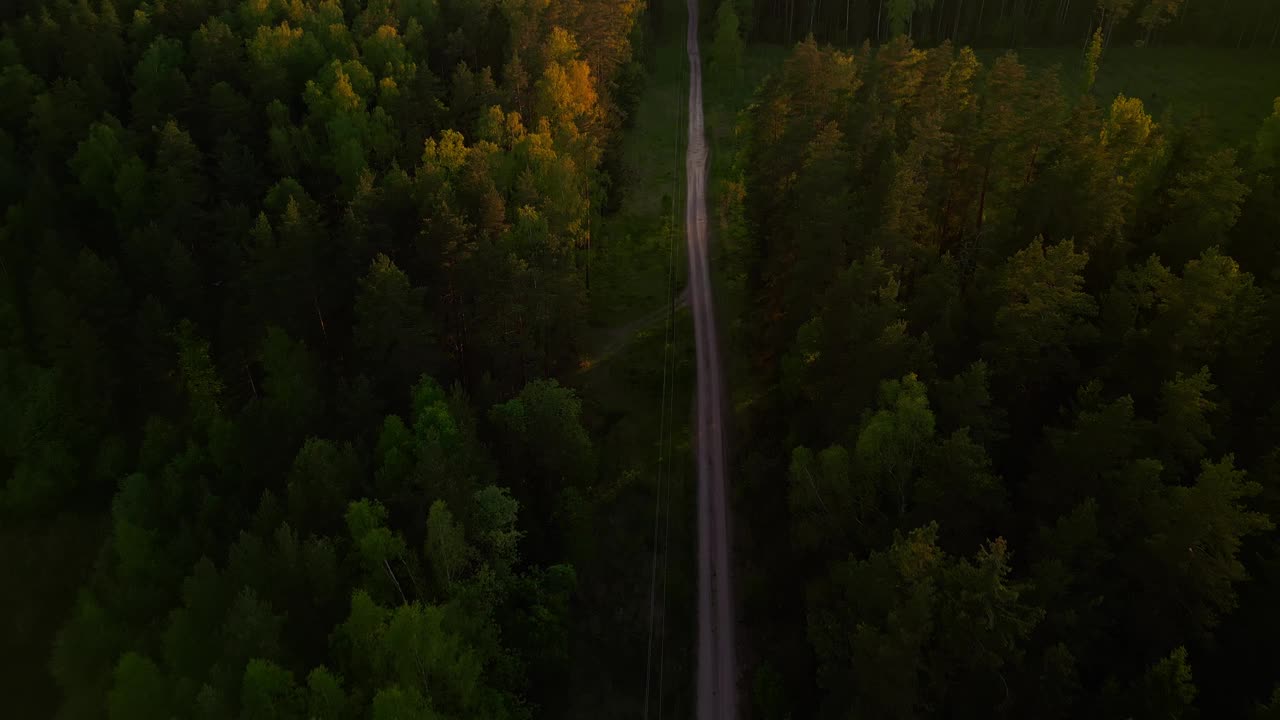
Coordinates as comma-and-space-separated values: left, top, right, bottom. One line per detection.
704, 45, 790, 185
564, 305, 697, 719
587, 32, 689, 336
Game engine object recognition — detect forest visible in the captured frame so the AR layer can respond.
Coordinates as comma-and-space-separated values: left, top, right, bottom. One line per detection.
720, 25, 1280, 720
0, 0, 673, 717
3, 0, 1280, 717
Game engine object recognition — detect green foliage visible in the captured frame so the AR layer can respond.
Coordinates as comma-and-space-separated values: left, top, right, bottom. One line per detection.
733, 36, 1280, 720
410, 375, 459, 451
107, 653, 169, 720
787, 444, 853, 552
1157, 368, 1217, 472
471, 485, 522, 573
346, 498, 407, 590
1083, 28, 1103, 93
913, 428, 1006, 548
780, 249, 931, 439
490, 379, 595, 489
808, 524, 1042, 718
1133, 647, 1197, 719
855, 374, 936, 518
305, 667, 347, 720
987, 238, 1098, 389
258, 326, 324, 440
1142, 456, 1272, 635
426, 499, 470, 591
370, 685, 436, 720
70, 117, 135, 215
172, 319, 223, 426
286, 439, 360, 535
241, 659, 301, 720
354, 254, 434, 393
130, 37, 190, 131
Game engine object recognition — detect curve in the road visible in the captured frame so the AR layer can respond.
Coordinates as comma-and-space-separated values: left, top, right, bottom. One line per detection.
684, 1, 736, 719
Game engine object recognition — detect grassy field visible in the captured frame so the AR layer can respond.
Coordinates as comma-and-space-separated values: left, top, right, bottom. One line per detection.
562, 306, 697, 720
980, 46, 1280, 145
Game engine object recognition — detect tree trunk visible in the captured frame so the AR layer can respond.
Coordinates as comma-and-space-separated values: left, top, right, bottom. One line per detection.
846, 0, 853, 42
1272, 13, 1279, 47
384, 559, 409, 606
936, 0, 948, 39
976, 0, 986, 38
954, 0, 966, 38
976, 154, 991, 235
585, 193, 592, 291
877, 0, 884, 40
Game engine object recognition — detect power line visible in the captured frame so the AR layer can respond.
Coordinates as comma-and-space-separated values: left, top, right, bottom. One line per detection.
657, 63, 685, 720
656, 171, 681, 720
645, 28, 690, 720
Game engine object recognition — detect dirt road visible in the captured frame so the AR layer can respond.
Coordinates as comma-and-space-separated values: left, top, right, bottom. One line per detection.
684, 1, 737, 718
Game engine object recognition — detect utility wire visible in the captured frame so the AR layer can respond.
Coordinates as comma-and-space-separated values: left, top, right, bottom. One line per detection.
657, 62, 685, 719
656, 174, 681, 720
645, 29, 690, 720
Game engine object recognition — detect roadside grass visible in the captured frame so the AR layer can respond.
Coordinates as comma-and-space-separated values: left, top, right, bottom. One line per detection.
978, 45, 1280, 145
703, 45, 788, 418
703, 45, 790, 186
586, 34, 689, 337
573, 310, 696, 481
